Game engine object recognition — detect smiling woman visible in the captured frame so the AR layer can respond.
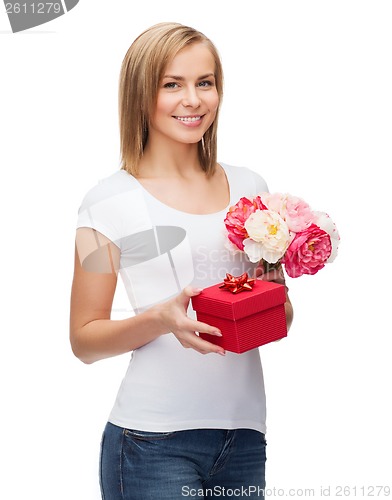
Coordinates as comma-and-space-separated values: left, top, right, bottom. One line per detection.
118, 22, 224, 178
149, 43, 219, 145
70, 21, 292, 500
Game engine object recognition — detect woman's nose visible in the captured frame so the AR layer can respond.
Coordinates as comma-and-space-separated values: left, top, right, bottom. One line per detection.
182, 86, 201, 108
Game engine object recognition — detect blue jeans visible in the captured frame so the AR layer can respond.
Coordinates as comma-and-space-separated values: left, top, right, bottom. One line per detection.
100, 422, 266, 499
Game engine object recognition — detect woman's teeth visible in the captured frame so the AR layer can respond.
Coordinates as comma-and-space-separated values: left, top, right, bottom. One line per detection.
175, 116, 201, 122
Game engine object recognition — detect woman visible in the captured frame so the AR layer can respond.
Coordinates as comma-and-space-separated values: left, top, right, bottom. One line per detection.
70, 22, 293, 499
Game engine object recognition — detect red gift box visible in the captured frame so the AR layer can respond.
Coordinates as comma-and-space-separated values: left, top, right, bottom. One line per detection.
191, 277, 287, 354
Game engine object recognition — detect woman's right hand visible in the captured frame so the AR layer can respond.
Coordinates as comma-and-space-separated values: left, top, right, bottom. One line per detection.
70, 228, 226, 363
155, 286, 226, 356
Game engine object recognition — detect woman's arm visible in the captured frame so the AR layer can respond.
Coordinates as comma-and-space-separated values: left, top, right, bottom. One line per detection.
69, 228, 224, 364
256, 261, 294, 332
284, 293, 294, 332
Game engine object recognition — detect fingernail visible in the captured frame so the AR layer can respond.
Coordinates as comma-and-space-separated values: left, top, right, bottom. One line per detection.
217, 350, 226, 356
213, 331, 222, 336
194, 288, 203, 293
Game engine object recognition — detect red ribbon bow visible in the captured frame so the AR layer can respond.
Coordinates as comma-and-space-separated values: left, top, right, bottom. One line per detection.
219, 272, 255, 294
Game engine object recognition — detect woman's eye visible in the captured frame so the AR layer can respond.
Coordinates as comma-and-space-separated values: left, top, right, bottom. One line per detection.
198, 80, 214, 88
163, 82, 179, 89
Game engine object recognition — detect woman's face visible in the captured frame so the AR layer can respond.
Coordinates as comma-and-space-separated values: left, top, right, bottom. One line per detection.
150, 42, 219, 146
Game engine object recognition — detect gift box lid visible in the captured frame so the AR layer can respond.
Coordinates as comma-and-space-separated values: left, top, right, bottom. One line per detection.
192, 279, 286, 321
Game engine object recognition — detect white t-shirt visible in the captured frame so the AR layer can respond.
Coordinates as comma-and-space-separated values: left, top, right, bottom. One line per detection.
76, 162, 269, 433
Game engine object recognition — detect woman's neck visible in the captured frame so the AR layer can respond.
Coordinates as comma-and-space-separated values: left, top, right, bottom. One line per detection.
137, 136, 202, 179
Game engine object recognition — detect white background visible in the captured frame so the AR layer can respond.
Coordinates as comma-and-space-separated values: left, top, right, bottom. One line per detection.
1, 1, 391, 499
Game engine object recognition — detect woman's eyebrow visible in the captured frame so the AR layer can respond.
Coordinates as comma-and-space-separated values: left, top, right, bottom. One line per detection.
162, 73, 215, 81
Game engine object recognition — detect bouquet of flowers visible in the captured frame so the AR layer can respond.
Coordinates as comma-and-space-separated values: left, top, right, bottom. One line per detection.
224, 193, 339, 278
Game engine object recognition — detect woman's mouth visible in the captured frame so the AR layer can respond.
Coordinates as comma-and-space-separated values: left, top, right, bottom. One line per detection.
173, 115, 204, 126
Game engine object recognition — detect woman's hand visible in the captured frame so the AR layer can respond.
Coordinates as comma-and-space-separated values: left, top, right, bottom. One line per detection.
255, 261, 286, 286
155, 287, 226, 356
255, 261, 294, 332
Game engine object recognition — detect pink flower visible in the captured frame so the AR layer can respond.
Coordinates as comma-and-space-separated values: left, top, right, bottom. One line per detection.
282, 224, 332, 278
260, 192, 314, 233
224, 196, 267, 250
313, 211, 340, 263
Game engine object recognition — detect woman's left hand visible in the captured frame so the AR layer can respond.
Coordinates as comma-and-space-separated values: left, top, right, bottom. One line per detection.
255, 261, 293, 332
255, 262, 286, 286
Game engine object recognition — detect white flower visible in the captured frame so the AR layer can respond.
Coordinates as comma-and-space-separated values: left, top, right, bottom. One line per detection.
244, 209, 291, 263
313, 211, 340, 262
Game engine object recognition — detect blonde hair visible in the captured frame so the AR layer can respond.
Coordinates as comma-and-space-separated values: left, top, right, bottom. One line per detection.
118, 22, 224, 177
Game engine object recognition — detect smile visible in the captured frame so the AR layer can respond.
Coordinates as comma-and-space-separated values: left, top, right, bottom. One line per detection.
173, 115, 203, 122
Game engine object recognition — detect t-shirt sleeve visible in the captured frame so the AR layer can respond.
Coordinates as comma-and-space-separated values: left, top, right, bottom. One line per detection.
76, 172, 155, 254
76, 182, 122, 245
245, 167, 269, 195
